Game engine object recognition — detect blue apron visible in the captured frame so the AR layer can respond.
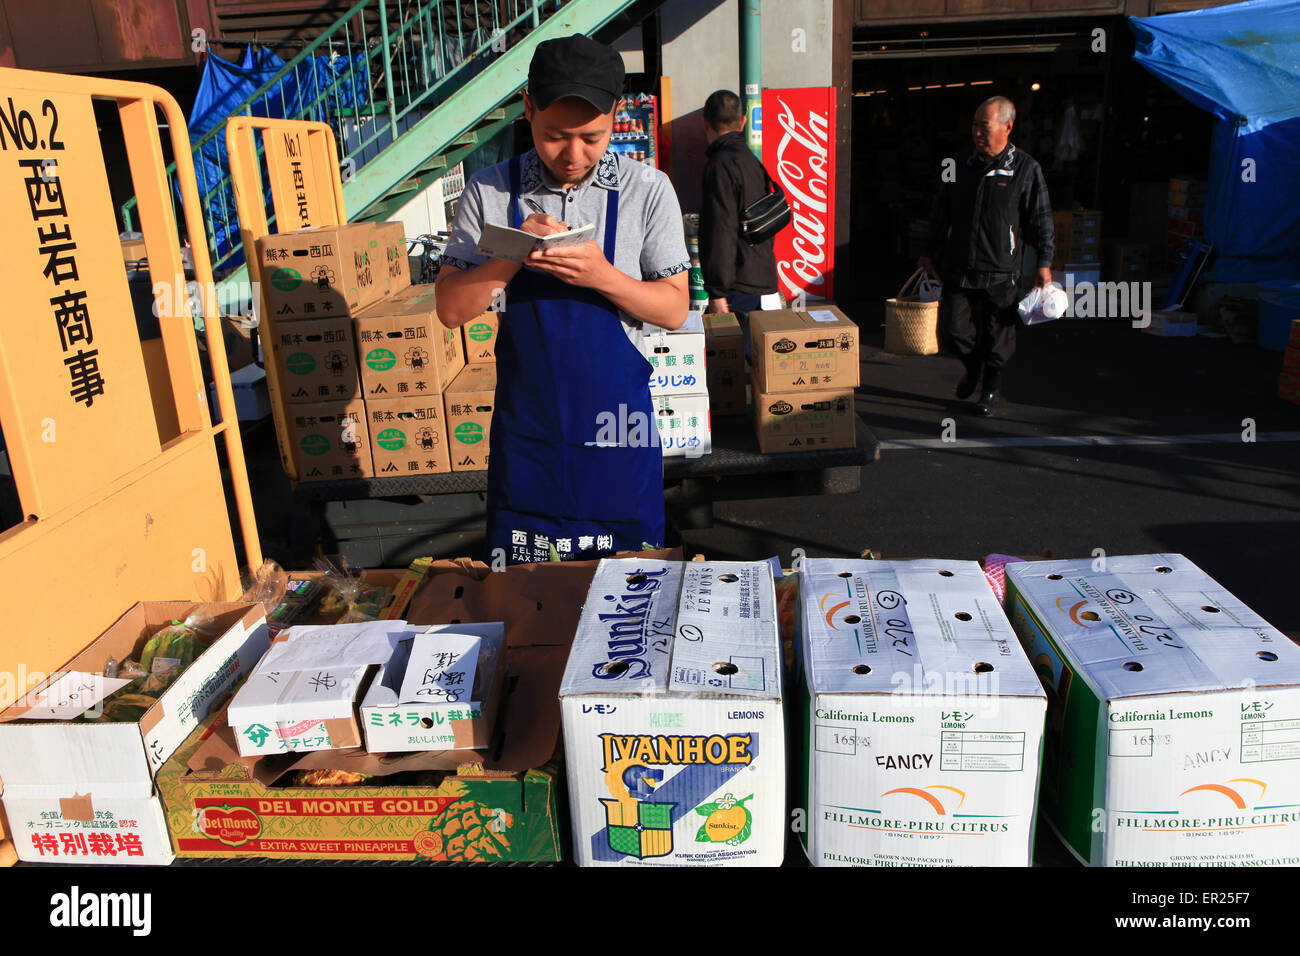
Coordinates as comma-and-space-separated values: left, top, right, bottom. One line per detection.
485, 155, 665, 565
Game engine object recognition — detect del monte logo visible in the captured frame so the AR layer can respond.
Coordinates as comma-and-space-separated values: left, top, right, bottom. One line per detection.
197, 804, 263, 848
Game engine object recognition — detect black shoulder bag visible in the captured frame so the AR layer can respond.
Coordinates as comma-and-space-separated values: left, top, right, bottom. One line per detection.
739, 165, 792, 245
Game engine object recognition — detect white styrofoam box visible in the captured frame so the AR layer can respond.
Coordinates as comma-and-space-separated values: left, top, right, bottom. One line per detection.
210, 364, 272, 422
0, 602, 269, 865
1144, 310, 1199, 337
360, 622, 504, 752
227, 663, 369, 757
1005, 554, 1300, 867
653, 391, 711, 458
560, 559, 785, 866
798, 559, 1047, 867
642, 311, 706, 396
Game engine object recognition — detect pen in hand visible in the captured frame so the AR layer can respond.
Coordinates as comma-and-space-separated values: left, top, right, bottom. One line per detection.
522, 198, 546, 217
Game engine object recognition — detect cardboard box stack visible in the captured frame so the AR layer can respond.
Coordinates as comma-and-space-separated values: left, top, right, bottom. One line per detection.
643, 311, 711, 457
1167, 177, 1207, 264
443, 363, 496, 471
797, 559, 1047, 867
355, 283, 465, 477
0, 602, 269, 865
703, 313, 747, 415
1279, 320, 1300, 405
1050, 208, 1102, 270
260, 221, 411, 482
560, 558, 786, 866
1005, 553, 1300, 867
750, 305, 859, 453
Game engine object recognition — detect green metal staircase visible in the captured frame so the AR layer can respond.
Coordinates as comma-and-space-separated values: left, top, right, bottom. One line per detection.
122, 0, 667, 303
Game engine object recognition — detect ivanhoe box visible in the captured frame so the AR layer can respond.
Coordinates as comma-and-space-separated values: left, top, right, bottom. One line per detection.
560, 559, 786, 866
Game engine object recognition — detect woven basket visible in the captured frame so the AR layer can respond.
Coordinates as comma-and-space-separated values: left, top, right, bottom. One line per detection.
884, 268, 941, 355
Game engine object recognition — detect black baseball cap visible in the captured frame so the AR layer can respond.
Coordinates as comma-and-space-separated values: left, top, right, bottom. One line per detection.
528, 34, 625, 113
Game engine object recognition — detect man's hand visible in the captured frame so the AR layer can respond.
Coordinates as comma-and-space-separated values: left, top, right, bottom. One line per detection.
1035, 266, 1053, 289
519, 212, 566, 238
525, 240, 618, 290
918, 256, 937, 277
707, 297, 729, 314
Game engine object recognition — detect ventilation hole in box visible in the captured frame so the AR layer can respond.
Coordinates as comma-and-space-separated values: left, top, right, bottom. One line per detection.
852, 664, 871, 675
1258, 652, 1278, 662
1081, 611, 1101, 622
601, 660, 630, 676
453, 585, 464, 599
1155, 566, 1173, 574
938, 570, 954, 577
838, 571, 852, 578
713, 661, 738, 675
843, 615, 861, 625
1201, 605, 1221, 613
420, 717, 434, 729
1123, 661, 1143, 672
1047, 574, 1063, 581
973, 662, 994, 673
955, 611, 973, 622
626, 573, 648, 585
449, 618, 461, 624
717, 573, 739, 583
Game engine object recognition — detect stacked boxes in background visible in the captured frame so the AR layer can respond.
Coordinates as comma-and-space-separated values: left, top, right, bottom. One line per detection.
643, 312, 711, 457
750, 306, 859, 453
1279, 320, 1300, 405
260, 221, 394, 481
703, 313, 747, 416
1103, 239, 1149, 284
797, 559, 1047, 867
356, 284, 465, 477
443, 364, 496, 471
1167, 177, 1207, 264
1051, 208, 1103, 285
1005, 554, 1300, 867
560, 558, 786, 866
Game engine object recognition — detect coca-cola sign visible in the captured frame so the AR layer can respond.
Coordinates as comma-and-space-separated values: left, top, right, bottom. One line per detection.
763, 87, 836, 302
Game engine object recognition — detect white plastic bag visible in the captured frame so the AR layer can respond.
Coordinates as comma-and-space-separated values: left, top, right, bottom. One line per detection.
1017, 282, 1069, 325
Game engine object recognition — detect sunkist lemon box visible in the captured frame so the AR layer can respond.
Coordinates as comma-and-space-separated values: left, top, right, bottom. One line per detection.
559, 559, 786, 866
1005, 553, 1300, 867
796, 559, 1047, 867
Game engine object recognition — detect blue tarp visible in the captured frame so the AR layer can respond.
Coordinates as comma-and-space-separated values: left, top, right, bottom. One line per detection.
188, 46, 369, 266
1130, 0, 1300, 282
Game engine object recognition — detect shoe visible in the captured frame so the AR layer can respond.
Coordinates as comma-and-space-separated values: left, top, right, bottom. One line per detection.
955, 364, 981, 400
975, 390, 1000, 417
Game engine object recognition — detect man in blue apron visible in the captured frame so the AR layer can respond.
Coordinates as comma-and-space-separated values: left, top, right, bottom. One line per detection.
435, 35, 691, 564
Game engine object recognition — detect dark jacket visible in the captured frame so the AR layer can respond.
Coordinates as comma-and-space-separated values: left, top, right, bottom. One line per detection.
699, 130, 780, 298
925, 143, 1054, 285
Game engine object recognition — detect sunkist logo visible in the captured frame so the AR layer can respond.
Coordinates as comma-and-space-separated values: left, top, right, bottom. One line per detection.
1180, 778, 1267, 809
198, 804, 263, 848
597, 733, 754, 860
883, 785, 966, 815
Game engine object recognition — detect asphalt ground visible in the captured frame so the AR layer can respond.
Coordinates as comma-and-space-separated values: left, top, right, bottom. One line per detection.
682, 315, 1300, 633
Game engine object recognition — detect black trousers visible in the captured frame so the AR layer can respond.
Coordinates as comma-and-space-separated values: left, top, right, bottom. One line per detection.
942, 279, 1019, 375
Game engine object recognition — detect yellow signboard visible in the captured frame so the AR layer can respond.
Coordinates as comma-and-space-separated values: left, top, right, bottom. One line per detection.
0, 88, 160, 517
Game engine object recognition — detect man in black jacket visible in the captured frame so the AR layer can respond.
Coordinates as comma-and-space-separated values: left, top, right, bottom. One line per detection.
700, 90, 780, 325
920, 96, 1054, 417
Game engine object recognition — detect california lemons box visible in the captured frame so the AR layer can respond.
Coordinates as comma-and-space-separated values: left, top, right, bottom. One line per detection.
797, 559, 1047, 867
559, 558, 785, 866
1005, 554, 1300, 867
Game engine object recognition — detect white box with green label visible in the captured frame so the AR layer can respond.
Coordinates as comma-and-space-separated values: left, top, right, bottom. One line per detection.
444, 363, 495, 472
1005, 554, 1300, 867
355, 285, 464, 399
641, 311, 706, 396
560, 558, 786, 866
797, 559, 1047, 867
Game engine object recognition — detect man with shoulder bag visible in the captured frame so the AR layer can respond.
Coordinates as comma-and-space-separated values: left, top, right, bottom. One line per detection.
699, 89, 788, 330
